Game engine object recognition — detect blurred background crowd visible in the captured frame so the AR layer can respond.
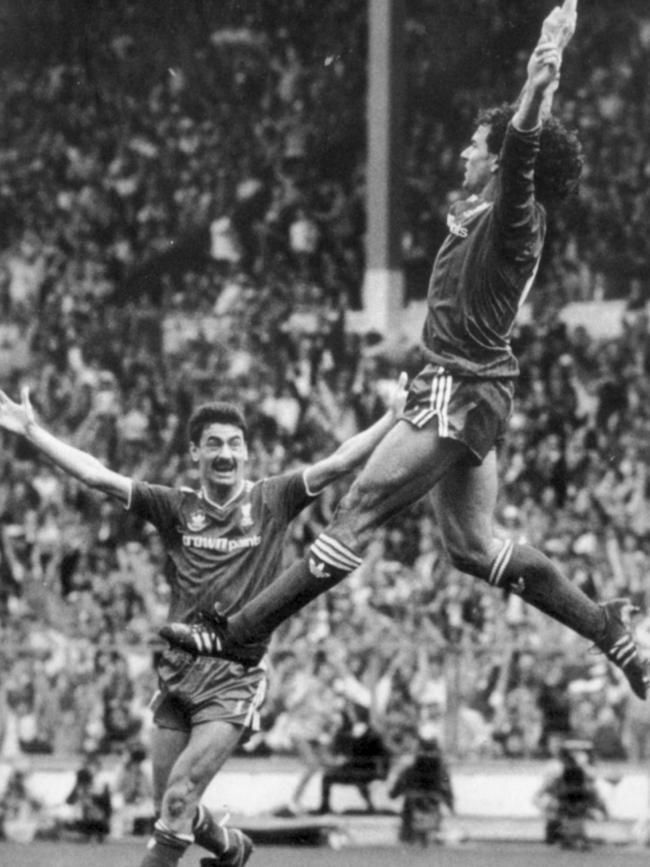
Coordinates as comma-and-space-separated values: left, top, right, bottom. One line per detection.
1, 0, 650, 806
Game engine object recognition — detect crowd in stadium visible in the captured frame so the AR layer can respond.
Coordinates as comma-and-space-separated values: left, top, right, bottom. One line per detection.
1, 0, 650, 781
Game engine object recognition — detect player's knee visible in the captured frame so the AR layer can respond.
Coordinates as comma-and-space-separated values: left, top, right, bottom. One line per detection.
161, 779, 198, 829
335, 474, 388, 526
444, 536, 492, 580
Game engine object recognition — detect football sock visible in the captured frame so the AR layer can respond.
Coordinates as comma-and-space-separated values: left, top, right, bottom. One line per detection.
138, 820, 193, 867
493, 541, 604, 640
229, 559, 330, 643
229, 534, 362, 643
230, 535, 607, 647
192, 805, 228, 855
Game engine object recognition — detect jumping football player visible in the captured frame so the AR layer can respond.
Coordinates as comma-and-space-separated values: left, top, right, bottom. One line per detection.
161, 2, 650, 701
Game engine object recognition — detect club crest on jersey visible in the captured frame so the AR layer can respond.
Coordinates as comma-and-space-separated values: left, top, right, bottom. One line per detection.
187, 510, 209, 532
240, 502, 254, 529
447, 200, 490, 238
447, 213, 468, 238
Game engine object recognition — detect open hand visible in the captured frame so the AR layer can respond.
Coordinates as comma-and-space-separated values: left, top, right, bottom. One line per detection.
0, 386, 36, 436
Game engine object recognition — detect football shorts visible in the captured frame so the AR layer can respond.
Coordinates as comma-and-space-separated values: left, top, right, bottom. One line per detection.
150, 647, 267, 733
402, 363, 515, 462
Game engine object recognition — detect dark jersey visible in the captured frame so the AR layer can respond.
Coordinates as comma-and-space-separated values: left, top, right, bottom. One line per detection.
422, 123, 545, 379
128, 470, 313, 624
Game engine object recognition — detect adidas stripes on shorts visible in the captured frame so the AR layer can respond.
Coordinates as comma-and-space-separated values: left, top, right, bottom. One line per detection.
402, 363, 514, 463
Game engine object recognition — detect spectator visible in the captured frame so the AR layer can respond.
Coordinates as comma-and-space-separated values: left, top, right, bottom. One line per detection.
389, 726, 454, 846
112, 741, 155, 838
0, 760, 43, 843
61, 754, 112, 842
314, 702, 390, 815
537, 655, 573, 758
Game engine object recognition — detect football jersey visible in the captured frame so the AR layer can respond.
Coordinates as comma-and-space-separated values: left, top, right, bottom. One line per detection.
422, 123, 546, 379
128, 470, 313, 623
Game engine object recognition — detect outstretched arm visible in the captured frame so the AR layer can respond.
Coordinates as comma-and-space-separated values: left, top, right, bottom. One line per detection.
303, 372, 408, 494
0, 386, 131, 503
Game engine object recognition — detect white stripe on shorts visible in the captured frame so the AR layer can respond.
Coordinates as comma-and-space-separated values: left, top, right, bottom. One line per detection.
243, 671, 268, 731
438, 370, 452, 437
412, 367, 453, 431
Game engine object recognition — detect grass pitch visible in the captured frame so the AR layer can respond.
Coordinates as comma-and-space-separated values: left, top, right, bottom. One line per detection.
1, 840, 649, 867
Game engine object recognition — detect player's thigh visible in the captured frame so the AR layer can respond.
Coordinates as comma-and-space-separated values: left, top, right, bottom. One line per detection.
166, 719, 242, 799
151, 726, 190, 806
432, 448, 501, 567
334, 419, 465, 535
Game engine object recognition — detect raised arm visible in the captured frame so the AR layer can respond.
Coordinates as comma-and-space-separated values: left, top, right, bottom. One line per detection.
515, 0, 578, 122
496, 6, 580, 261
513, 41, 563, 132
0, 386, 131, 503
540, 0, 577, 53
303, 372, 408, 494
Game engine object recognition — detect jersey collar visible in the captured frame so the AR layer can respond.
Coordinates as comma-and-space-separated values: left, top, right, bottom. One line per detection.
200, 480, 247, 513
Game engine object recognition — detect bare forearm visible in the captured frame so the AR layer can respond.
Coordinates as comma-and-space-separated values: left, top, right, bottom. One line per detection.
333, 410, 396, 470
304, 410, 398, 493
304, 373, 407, 493
512, 86, 546, 132
24, 422, 130, 501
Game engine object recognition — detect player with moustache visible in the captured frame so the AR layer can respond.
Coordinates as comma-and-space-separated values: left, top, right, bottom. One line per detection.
0, 374, 407, 867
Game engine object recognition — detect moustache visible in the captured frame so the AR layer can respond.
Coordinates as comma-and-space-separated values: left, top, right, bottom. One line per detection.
213, 460, 236, 472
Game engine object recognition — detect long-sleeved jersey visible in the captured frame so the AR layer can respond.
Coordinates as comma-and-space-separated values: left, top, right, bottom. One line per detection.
128, 470, 313, 626
422, 123, 545, 379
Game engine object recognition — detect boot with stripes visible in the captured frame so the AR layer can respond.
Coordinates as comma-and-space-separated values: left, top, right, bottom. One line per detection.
159, 610, 264, 666
595, 599, 650, 700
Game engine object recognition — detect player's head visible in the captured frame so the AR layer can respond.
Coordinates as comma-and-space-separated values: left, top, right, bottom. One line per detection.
466, 103, 583, 207
461, 123, 500, 194
189, 402, 248, 446
188, 402, 249, 496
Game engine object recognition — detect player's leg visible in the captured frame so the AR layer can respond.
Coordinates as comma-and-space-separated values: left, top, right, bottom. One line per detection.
159, 365, 471, 657
433, 452, 649, 698
151, 726, 190, 816
139, 720, 245, 867
160, 418, 464, 657
432, 449, 605, 629
226, 418, 466, 644
139, 721, 193, 866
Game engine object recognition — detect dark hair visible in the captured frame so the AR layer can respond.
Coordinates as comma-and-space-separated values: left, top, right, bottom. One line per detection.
475, 103, 583, 208
188, 402, 248, 446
